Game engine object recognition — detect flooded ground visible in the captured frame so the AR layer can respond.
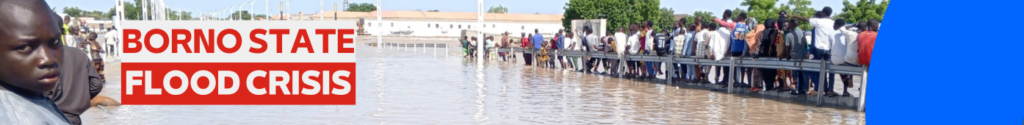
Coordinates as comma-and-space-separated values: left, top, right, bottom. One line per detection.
83, 37, 865, 124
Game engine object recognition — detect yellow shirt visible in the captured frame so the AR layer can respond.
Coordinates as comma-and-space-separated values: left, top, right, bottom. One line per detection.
62, 24, 69, 45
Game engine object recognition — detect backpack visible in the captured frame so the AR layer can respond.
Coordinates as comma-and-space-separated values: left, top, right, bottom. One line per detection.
730, 23, 750, 53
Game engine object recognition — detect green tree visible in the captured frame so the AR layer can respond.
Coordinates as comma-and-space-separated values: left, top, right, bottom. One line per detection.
837, 0, 888, 23
487, 5, 508, 13
563, 0, 661, 33
783, 0, 814, 30
347, 3, 376, 12
226, 11, 266, 20
732, 7, 746, 20
119, 0, 152, 20
657, 7, 675, 31
684, 11, 716, 27
63, 7, 84, 17
166, 8, 194, 20
63, 7, 118, 20
741, 0, 780, 24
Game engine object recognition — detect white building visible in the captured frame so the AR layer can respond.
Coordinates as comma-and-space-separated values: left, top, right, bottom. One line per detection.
273, 10, 564, 38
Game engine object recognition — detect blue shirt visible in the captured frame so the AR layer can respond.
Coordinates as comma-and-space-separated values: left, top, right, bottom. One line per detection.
729, 23, 749, 53
683, 31, 695, 55
556, 34, 564, 49
532, 33, 544, 49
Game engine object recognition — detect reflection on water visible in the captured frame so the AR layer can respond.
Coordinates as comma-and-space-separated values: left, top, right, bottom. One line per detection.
83, 42, 865, 124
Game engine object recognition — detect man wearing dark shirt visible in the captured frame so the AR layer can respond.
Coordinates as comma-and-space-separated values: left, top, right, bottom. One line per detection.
47, 45, 103, 125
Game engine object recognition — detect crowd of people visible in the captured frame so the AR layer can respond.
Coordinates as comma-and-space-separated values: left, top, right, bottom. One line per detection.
485, 6, 878, 97
461, 32, 517, 62
0, 0, 119, 124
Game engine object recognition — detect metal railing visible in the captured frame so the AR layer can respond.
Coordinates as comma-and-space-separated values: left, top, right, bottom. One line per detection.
375, 42, 452, 57
496, 47, 867, 112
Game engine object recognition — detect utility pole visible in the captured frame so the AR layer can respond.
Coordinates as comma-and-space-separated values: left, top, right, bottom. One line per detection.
476, 0, 484, 64
229, 5, 235, 20
320, 0, 324, 20
251, 0, 255, 20
376, 0, 381, 48
286, 0, 290, 21
334, 3, 338, 20
280, 2, 284, 20
142, 0, 148, 20
268, 0, 272, 20
195, 8, 203, 20
161, 0, 167, 20
236, 4, 242, 20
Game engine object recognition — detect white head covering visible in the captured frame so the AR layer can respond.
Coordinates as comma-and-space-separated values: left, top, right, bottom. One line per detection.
746, 18, 758, 29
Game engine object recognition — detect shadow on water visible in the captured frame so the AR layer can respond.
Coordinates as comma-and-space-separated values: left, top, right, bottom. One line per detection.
83, 41, 864, 125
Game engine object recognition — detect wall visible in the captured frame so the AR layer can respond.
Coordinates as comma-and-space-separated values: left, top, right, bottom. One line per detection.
362, 19, 564, 38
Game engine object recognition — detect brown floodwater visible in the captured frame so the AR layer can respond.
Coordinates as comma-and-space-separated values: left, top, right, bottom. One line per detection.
83, 38, 865, 124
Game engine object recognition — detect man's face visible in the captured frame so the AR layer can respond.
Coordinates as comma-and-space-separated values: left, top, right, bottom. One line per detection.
781, 22, 790, 30
0, 1, 64, 93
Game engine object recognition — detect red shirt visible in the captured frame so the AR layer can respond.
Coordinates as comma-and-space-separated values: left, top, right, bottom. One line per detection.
640, 29, 648, 50
551, 36, 559, 49
857, 31, 877, 66
522, 37, 530, 47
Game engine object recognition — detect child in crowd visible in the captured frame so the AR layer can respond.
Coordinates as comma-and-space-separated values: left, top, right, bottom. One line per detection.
539, 39, 551, 68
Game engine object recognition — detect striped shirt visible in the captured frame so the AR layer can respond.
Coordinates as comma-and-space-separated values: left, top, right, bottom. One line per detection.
0, 90, 70, 125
